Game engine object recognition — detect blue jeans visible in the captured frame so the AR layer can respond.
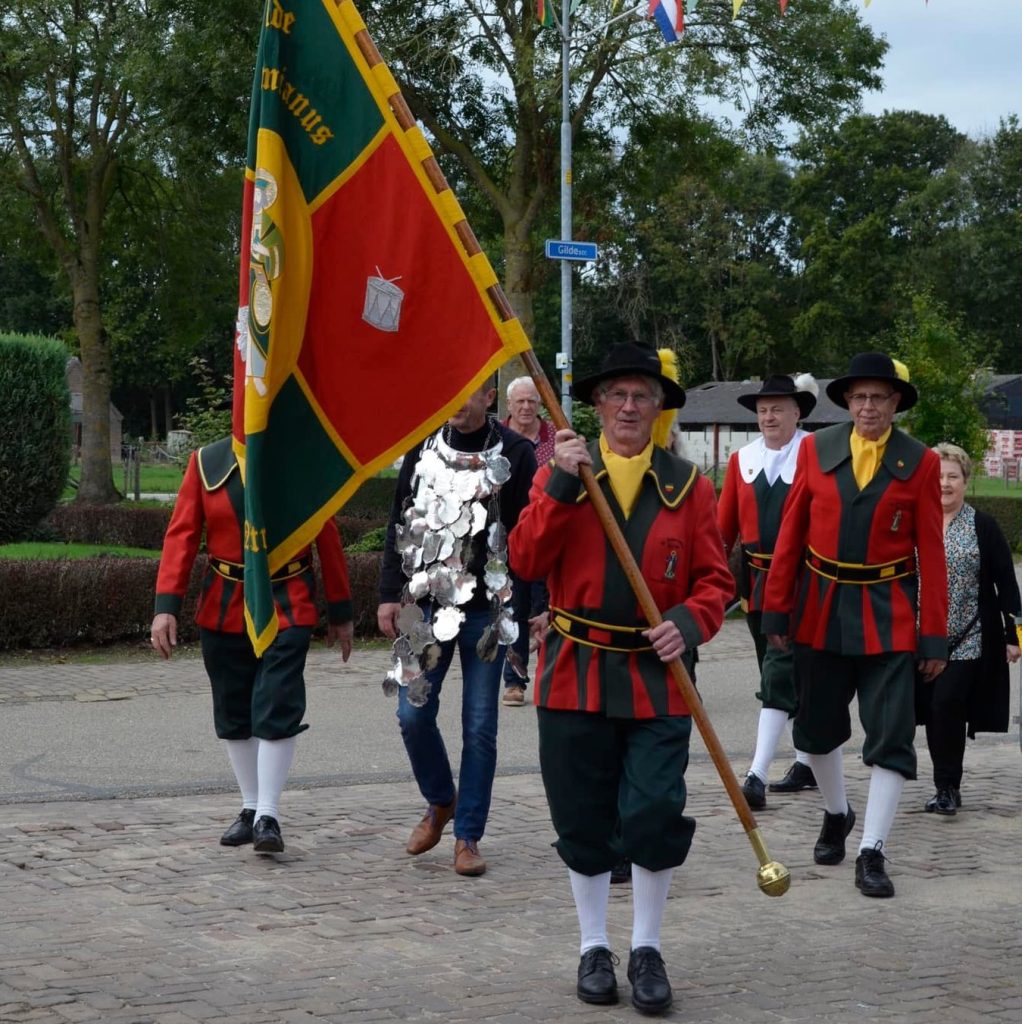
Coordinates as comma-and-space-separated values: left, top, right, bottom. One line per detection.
397, 608, 504, 841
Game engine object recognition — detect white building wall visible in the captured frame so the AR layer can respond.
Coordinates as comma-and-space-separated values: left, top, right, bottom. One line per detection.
676, 426, 759, 476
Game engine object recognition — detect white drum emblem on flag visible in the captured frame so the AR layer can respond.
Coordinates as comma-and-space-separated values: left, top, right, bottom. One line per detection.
363, 267, 403, 332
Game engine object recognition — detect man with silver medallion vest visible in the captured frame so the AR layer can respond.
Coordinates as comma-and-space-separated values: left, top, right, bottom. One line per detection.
509, 342, 733, 1015
717, 373, 819, 810
378, 378, 536, 878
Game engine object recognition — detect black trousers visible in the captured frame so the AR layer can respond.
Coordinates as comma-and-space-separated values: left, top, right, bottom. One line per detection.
537, 707, 695, 875
200, 626, 313, 740
916, 658, 976, 789
793, 645, 917, 779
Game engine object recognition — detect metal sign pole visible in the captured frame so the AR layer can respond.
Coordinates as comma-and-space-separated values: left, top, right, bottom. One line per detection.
559, 0, 573, 421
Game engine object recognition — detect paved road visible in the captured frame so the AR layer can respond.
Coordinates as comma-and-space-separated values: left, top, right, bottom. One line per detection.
2, 620, 1021, 1023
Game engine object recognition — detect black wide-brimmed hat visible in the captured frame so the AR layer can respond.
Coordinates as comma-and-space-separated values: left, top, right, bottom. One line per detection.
737, 374, 818, 419
825, 351, 917, 411
572, 342, 687, 409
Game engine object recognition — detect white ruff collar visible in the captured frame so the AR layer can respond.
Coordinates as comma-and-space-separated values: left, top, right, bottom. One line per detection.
737, 429, 808, 486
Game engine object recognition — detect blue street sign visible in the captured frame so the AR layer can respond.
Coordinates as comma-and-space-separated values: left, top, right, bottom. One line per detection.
545, 239, 599, 262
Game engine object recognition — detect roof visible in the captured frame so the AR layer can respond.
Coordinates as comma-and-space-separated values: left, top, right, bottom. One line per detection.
677, 380, 847, 427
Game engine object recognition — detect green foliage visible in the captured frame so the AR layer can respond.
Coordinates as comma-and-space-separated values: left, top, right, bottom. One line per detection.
892, 294, 991, 462
178, 358, 233, 449
790, 111, 967, 372
346, 525, 388, 553
569, 402, 601, 441
971, 497, 1022, 551
0, 334, 72, 543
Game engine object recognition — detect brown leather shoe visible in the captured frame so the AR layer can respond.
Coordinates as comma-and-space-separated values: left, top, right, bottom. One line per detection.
406, 799, 456, 855
454, 838, 486, 876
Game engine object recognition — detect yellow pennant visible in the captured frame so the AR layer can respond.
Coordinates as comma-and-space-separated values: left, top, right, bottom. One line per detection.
733, 0, 745, 16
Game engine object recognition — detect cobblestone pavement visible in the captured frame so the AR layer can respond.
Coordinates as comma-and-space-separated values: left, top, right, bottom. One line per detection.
2, 624, 1021, 1023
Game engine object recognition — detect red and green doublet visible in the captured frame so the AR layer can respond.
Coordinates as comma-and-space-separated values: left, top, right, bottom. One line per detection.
717, 432, 806, 612
509, 443, 733, 718
155, 438, 352, 633
761, 423, 947, 658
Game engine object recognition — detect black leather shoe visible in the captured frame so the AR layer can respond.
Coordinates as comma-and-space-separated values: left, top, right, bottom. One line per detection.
813, 803, 856, 865
610, 858, 632, 885
252, 815, 285, 853
924, 788, 957, 816
951, 786, 962, 808
577, 947, 619, 1005
220, 808, 256, 846
855, 843, 895, 898
627, 946, 672, 1015
768, 761, 818, 793
741, 772, 766, 810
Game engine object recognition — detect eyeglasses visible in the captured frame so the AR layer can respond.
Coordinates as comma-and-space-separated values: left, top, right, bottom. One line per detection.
847, 391, 894, 407
601, 389, 657, 408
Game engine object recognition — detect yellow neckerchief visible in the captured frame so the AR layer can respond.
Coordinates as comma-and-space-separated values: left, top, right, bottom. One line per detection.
849, 426, 892, 490
600, 434, 653, 518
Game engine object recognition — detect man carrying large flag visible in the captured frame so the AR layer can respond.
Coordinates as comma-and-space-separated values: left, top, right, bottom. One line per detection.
232, 0, 530, 656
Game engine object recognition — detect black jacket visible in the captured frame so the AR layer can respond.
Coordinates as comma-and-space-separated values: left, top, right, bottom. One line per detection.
967, 508, 1021, 736
379, 418, 537, 609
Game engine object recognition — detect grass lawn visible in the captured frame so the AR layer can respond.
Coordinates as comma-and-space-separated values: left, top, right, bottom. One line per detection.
0, 542, 160, 560
65, 462, 185, 500
969, 475, 1022, 498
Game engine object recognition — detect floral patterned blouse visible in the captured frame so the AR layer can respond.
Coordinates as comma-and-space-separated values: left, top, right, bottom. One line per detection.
944, 503, 982, 661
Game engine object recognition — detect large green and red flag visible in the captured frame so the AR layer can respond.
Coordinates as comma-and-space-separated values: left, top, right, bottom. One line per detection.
233, 0, 531, 656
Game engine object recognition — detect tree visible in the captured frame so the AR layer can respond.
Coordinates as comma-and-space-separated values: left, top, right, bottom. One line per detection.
0, 0, 255, 502
789, 111, 967, 371
364, 0, 885, 343
588, 117, 798, 383
892, 293, 990, 464
950, 117, 1022, 371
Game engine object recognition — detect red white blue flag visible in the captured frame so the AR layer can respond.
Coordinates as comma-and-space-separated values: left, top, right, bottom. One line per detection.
648, 0, 683, 42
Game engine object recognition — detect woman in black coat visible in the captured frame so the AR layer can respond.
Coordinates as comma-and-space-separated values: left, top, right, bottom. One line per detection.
917, 443, 1021, 815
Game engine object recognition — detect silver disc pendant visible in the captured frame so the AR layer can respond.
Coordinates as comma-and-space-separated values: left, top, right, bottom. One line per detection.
432, 605, 464, 641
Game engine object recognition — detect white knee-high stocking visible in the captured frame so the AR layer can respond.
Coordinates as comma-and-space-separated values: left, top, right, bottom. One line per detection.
255, 736, 297, 821
860, 766, 904, 853
224, 738, 259, 809
750, 708, 789, 781
569, 869, 612, 954
631, 864, 674, 952
807, 748, 848, 814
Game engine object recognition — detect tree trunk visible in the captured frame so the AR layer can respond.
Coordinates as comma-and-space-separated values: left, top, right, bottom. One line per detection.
149, 395, 158, 439
163, 387, 173, 439
74, 277, 119, 504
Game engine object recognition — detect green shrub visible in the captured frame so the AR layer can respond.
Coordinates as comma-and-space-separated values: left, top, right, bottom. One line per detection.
971, 496, 1022, 552
43, 503, 174, 549
0, 550, 386, 649
346, 524, 387, 552
0, 333, 71, 543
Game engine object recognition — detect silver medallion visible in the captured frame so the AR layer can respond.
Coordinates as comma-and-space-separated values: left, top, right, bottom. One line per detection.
433, 606, 464, 641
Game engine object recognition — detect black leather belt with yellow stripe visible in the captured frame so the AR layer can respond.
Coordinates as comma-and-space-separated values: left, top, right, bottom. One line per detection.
743, 548, 772, 573
208, 554, 312, 583
805, 547, 914, 584
550, 607, 653, 652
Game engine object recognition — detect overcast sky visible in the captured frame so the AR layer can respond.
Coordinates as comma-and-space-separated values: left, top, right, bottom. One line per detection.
857, 0, 1020, 138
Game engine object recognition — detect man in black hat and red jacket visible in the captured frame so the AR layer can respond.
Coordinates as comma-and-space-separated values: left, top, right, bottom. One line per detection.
509, 342, 733, 1014
718, 373, 819, 811
762, 352, 947, 898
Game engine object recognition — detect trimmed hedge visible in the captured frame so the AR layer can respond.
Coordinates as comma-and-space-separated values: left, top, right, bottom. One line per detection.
971, 496, 1022, 551
0, 333, 71, 543
0, 551, 384, 651
41, 504, 387, 551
